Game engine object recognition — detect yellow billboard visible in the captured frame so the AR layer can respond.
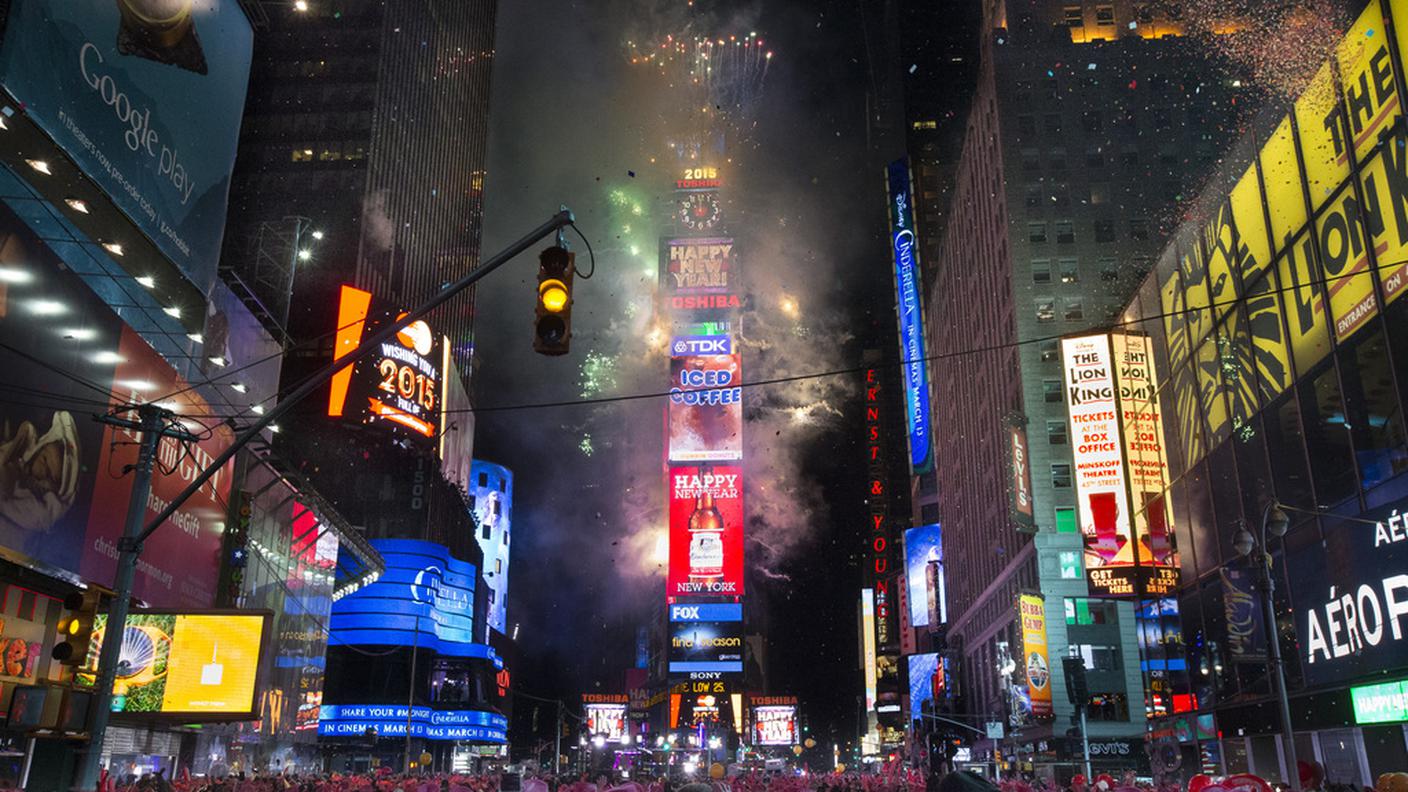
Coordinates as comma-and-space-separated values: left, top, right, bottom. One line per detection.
80, 611, 269, 718
1337, 2, 1399, 165
1018, 594, 1051, 719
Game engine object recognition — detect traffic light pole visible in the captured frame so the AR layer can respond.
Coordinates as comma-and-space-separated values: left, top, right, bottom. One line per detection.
74, 208, 576, 791
76, 405, 198, 791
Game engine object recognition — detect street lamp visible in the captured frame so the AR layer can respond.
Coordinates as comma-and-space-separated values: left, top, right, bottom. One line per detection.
1234, 501, 1298, 791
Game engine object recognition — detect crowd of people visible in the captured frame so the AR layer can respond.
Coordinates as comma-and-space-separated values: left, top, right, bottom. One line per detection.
98, 766, 1408, 792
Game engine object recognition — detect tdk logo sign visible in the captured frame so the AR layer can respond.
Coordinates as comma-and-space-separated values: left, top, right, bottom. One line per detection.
671, 335, 731, 356
670, 603, 743, 622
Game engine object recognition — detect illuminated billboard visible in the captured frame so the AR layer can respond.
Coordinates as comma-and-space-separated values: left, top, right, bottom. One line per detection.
329, 539, 496, 662
668, 354, 742, 462
0, 203, 234, 608
328, 285, 445, 444
668, 466, 744, 597
1019, 594, 1052, 720
1061, 333, 1179, 597
886, 158, 933, 475
583, 695, 628, 742
80, 611, 269, 718
904, 525, 944, 629
752, 705, 797, 746
668, 619, 744, 674
662, 238, 734, 296
861, 589, 877, 713
318, 705, 506, 742
468, 461, 513, 635
1062, 335, 1137, 597
907, 652, 945, 722
0, 0, 253, 294
1112, 334, 1178, 597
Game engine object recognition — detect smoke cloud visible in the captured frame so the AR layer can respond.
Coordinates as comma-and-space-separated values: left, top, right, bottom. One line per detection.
474, 0, 881, 683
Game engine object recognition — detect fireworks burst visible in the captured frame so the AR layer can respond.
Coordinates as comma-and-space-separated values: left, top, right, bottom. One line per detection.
580, 350, 621, 399
626, 32, 773, 110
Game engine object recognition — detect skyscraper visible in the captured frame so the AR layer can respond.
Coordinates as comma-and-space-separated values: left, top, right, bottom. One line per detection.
222, 0, 496, 372
916, 0, 1272, 761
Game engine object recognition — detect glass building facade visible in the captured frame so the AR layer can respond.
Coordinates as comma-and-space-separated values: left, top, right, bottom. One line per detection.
1115, 0, 1408, 782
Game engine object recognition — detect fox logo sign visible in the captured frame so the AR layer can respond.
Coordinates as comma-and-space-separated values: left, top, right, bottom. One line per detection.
669, 603, 743, 622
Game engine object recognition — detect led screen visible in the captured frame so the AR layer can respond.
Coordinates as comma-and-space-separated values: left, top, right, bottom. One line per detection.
80, 611, 269, 717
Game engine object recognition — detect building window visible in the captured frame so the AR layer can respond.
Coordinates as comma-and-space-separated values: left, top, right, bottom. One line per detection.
1040, 340, 1060, 363
1052, 183, 1071, 206
1048, 420, 1068, 445
291, 147, 314, 162
1049, 148, 1068, 172
1095, 4, 1116, 24
1094, 219, 1116, 242
1055, 220, 1075, 243
1044, 113, 1063, 135
1015, 80, 1033, 101
1155, 108, 1174, 130
1086, 148, 1105, 169
1066, 598, 1119, 625
1129, 217, 1149, 239
1052, 464, 1072, 488
1029, 222, 1048, 243
921, 503, 941, 524
1099, 257, 1120, 282
1044, 378, 1063, 402
1091, 183, 1110, 205
1073, 644, 1122, 672
1032, 259, 1053, 283
1082, 110, 1103, 133
1063, 5, 1083, 27
1059, 551, 1081, 579
1160, 150, 1180, 167
1121, 149, 1140, 168
1036, 299, 1056, 323
1059, 258, 1080, 283
1018, 115, 1036, 136
1065, 300, 1085, 321
1055, 506, 1078, 532
1026, 187, 1042, 208
1022, 148, 1041, 172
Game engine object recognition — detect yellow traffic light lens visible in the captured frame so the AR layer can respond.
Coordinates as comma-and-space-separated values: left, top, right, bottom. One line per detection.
66, 619, 80, 636
540, 280, 569, 313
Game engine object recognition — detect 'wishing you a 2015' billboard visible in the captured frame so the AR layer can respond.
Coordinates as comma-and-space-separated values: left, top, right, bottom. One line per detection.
0, 0, 253, 294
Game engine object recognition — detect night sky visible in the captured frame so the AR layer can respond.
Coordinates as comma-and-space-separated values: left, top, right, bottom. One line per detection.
471, 0, 939, 747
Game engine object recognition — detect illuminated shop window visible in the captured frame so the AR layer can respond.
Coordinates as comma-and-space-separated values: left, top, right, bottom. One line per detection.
1059, 551, 1081, 579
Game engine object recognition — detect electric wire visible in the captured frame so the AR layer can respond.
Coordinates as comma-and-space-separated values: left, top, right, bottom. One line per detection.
9, 248, 1407, 422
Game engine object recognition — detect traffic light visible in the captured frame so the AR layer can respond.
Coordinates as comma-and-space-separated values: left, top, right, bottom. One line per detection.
1062, 656, 1089, 706
533, 246, 575, 355
52, 589, 101, 666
